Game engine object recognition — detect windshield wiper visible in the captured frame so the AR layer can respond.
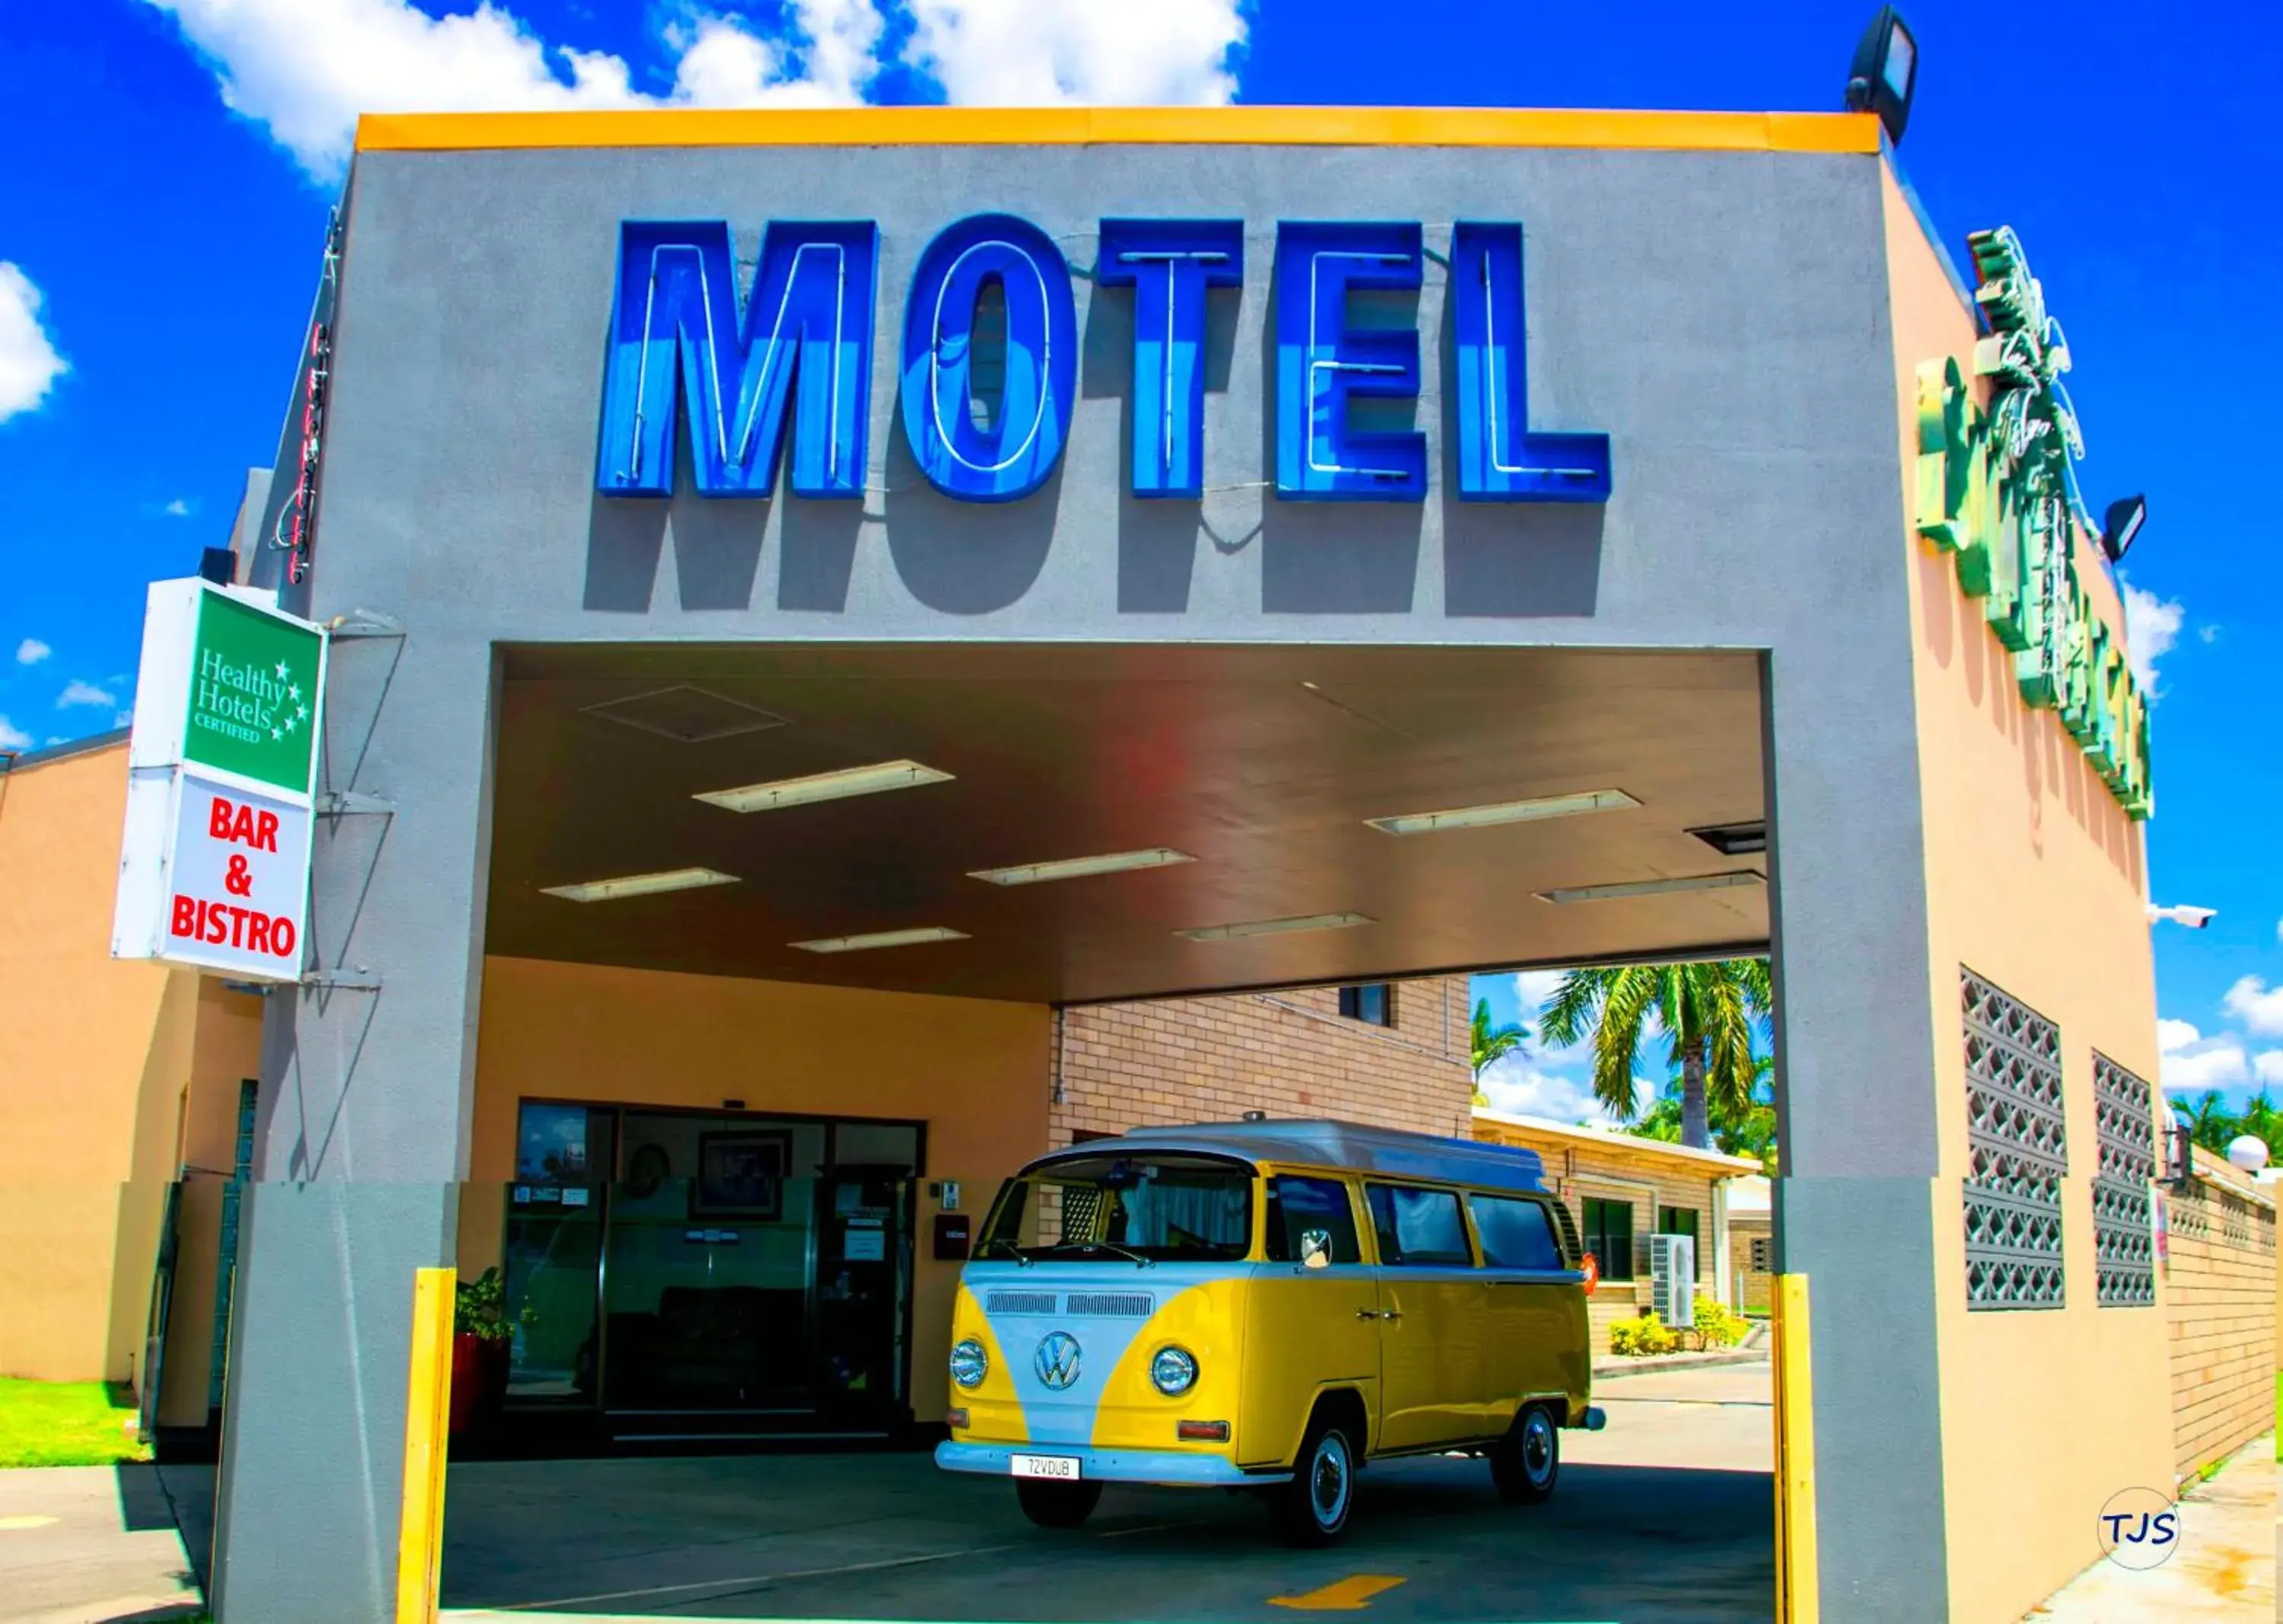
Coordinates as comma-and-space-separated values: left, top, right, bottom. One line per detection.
1040, 1240, 1154, 1268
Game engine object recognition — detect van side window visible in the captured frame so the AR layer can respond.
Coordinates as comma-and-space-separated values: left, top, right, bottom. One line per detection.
1364, 1184, 1473, 1266
1265, 1176, 1363, 1263
1467, 1194, 1565, 1271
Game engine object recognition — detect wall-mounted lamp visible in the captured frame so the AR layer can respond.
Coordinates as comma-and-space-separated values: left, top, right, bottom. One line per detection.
2148, 903, 2216, 930
2102, 495, 2148, 563
1844, 6, 1919, 144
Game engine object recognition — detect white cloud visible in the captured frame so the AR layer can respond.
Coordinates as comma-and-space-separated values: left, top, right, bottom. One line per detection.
0, 715, 28, 751
2157, 1017, 2202, 1056
139, 0, 887, 181
161, 498, 193, 517
2255, 1052, 2283, 1087
14, 638, 50, 666
2163, 1038, 2249, 1092
57, 679, 116, 709
902, 0, 1244, 104
1476, 1053, 1627, 1129
2222, 976, 2283, 1039
0, 264, 68, 424
2119, 581, 2184, 696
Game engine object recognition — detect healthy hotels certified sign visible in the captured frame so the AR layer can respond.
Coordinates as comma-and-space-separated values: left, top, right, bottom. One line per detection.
112, 580, 328, 982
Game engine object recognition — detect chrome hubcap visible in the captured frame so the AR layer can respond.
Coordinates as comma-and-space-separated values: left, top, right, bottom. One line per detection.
1310, 1433, 1351, 1524
1523, 1415, 1553, 1482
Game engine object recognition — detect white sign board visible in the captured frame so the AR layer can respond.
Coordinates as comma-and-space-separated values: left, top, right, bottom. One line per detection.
111, 579, 326, 985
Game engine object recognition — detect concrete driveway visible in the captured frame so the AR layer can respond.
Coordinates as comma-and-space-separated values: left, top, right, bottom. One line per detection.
436, 1363, 1775, 1623
0, 1361, 1775, 1623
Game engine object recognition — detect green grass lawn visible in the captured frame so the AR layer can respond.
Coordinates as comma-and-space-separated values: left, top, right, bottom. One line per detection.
0, 1379, 151, 1468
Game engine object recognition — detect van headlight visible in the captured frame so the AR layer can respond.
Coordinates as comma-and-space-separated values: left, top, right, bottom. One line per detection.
950, 1338, 989, 1389
1150, 1344, 1199, 1396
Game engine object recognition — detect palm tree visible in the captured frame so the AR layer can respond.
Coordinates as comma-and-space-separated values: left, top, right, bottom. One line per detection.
1469, 998, 1526, 1108
2173, 1089, 2242, 1154
2238, 1089, 2283, 1161
1538, 959, 1772, 1149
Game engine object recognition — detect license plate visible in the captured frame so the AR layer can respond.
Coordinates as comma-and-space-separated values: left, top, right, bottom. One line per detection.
1011, 1454, 1082, 1481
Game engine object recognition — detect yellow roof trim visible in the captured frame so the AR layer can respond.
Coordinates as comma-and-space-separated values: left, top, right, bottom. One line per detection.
354, 105, 1880, 158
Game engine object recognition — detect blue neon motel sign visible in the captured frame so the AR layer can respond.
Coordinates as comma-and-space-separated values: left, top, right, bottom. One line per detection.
596, 214, 1611, 508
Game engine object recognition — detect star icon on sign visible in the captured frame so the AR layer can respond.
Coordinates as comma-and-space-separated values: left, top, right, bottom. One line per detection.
274, 661, 289, 680
296, 704, 309, 721
288, 683, 302, 702
270, 727, 282, 741
282, 714, 298, 734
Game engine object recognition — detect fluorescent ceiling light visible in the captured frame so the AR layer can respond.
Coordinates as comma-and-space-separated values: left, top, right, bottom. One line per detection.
968, 847, 1196, 887
1364, 788, 1638, 836
791, 926, 970, 954
695, 759, 953, 814
1535, 871, 1764, 905
1175, 912, 1375, 943
541, 868, 739, 903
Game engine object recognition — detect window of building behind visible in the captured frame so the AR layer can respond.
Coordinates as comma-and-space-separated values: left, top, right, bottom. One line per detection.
1266, 1175, 1364, 1263
1365, 1183, 1473, 1266
1581, 1196, 1636, 1280
1337, 983, 1394, 1027
1657, 1204, 1703, 1279
1467, 1193, 1565, 1270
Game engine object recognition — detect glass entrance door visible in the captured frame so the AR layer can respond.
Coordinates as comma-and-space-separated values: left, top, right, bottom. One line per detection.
601, 1113, 823, 1412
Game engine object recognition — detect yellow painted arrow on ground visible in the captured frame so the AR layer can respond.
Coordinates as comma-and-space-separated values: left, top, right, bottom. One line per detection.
1269, 1574, 1408, 1610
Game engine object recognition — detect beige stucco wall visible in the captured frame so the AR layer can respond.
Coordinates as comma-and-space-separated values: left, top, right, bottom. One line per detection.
0, 740, 262, 1390
1882, 174, 2176, 1622
460, 954, 1051, 1422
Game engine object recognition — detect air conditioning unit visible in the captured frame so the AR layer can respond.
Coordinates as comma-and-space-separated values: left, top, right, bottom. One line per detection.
1650, 1234, 1696, 1328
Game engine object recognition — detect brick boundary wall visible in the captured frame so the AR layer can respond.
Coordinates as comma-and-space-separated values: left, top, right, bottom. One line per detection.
2165, 1146, 2277, 1481
1052, 976, 1475, 1148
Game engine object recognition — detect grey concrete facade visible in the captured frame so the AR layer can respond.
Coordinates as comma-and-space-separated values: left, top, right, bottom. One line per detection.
218, 133, 1950, 1620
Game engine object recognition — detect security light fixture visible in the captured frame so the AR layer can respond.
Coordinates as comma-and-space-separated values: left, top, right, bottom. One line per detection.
790, 925, 970, 954
1175, 911, 1375, 943
967, 847, 1196, 887
1364, 788, 1638, 836
1689, 821, 1769, 858
1535, 871, 1763, 905
2148, 903, 2216, 929
2227, 1135, 2272, 1175
2101, 495, 2148, 563
541, 867, 740, 903
695, 759, 953, 814
1844, 5, 1918, 145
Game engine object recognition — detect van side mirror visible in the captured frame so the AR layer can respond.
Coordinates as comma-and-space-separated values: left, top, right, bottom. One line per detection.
1301, 1228, 1333, 1269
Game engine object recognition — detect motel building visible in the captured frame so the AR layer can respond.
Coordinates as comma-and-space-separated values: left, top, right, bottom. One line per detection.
0, 77, 2246, 1624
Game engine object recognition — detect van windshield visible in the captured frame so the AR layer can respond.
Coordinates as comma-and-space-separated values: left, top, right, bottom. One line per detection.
976, 1154, 1253, 1264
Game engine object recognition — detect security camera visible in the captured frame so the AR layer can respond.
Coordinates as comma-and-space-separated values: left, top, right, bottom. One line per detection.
2147, 904, 2216, 929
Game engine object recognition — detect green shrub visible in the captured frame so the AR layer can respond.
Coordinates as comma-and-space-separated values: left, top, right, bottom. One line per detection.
1608, 1311, 1676, 1356
1679, 1294, 1749, 1352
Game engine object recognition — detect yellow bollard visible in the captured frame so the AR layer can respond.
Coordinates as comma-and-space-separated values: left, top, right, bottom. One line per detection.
395, 1266, 457, 1624
1771, 1273, 1819, 1624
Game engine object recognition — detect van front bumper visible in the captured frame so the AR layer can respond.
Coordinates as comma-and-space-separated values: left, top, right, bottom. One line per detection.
935, 1440, 1291, 1487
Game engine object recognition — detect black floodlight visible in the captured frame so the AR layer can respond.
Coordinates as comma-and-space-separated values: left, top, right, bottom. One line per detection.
2102, 495, 2148, 562
1845, 6, 1918, 144
197, 546, 237, 585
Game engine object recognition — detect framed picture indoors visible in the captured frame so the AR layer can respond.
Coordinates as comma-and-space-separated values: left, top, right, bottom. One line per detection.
692, 1130, 790, 1220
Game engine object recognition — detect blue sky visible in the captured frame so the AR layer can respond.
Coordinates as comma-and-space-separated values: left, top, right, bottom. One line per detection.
1, 1, 2274, 1119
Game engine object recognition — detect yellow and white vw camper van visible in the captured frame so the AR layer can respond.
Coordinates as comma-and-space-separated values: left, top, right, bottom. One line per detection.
934, 1119, 1601, 1544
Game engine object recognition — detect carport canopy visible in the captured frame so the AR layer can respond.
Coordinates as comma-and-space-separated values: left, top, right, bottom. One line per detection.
485, 642, 1771, 1003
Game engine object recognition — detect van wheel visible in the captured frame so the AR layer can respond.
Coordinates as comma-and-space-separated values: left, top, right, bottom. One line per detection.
1015, 1479, 1103, 1528
1490, 1403, 1559, 1503
1272, 1415, 1358, 1546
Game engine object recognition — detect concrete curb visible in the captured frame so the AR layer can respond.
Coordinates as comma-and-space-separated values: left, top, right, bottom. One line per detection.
1594, 1348, 1770, 1377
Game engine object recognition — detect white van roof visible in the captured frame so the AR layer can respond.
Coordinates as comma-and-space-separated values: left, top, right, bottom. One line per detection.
1026, 1119, 1550, 1196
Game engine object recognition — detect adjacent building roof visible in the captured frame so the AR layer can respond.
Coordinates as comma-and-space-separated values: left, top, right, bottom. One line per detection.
1027, 1118, 1549, 1196
1472, 1107, 1764, 1179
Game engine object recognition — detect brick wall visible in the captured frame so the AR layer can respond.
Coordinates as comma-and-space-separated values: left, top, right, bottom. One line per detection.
1729, 1215, 1774, 1314
1052, 976, 1473, 1147
2165, 1147, 2277, 1480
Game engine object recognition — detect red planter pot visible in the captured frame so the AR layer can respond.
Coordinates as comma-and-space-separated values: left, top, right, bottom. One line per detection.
448, 1334, 513, 1435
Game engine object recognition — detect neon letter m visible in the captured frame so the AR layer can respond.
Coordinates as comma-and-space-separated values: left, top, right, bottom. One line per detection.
596, 220, 878, 498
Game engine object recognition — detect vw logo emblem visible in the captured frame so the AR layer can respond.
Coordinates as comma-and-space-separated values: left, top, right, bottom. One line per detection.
1033, 1331, 1082, 1390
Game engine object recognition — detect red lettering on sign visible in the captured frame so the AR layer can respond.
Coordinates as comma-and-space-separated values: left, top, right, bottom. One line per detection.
203, 900, 227, 945
255, 810, 279, 853
203, 794, 282, 852
272, 915, 297, 959
247, 913, 272, 955
170, 895, 196, 938
209, 798, 233, 840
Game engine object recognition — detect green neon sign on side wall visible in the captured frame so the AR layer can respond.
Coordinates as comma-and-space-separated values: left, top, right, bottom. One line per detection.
1913, 225, 2152, 821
